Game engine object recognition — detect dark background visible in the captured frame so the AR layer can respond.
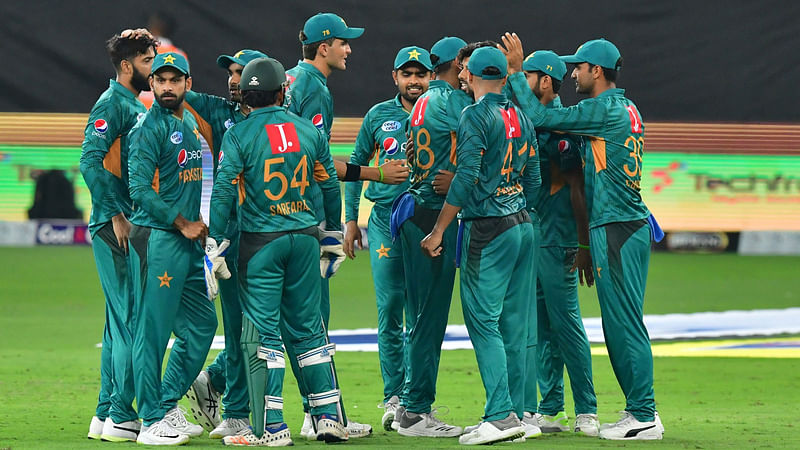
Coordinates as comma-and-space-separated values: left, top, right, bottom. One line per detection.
2, 0, 799, 121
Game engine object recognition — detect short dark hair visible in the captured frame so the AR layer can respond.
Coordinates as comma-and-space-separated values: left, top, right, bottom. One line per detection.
431, 57, 452, 75
589, 57, 622, 83
480, 66, 502, 78
457, 40, 500, 62
243, 89, 281, 108
530, 70, 562, 94
105, 33, 158, 70
299, 31, 334, 60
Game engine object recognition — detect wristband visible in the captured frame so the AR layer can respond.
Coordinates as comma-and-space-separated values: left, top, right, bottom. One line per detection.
343, 162, 361, 182
378, 166, 384, 183
578, 243, 590, 250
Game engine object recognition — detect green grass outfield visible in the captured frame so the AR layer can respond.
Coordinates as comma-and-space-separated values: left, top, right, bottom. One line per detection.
1, 248, 799, 448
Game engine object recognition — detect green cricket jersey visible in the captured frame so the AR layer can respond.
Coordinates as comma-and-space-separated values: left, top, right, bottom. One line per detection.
446, 92, 540, 219
408, 79, 473, 210
508, 73, 649, 228
208, 106, 341, 239
184, 90, 246, 173
80, 79, 146, 235
345, 94, 411, 222
285, 62, 333, 140
534, 97, 585, 247
128, 102, 204, 229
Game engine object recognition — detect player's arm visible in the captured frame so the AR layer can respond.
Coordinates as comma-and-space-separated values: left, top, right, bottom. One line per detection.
422, 110, 483, 258
560, 136, 594, 287
80, 102, 123, 214
343, 112, 376, 258
314, 133, 342, 232
208, 132, 243, 242
184, 90, 228, 123
520, 118, 542, 206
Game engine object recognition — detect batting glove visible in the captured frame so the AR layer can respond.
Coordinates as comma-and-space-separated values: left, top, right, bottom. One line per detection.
320, 230, 346, 278
205, 237, 231, 279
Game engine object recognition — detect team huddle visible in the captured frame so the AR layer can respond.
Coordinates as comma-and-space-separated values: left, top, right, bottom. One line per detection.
80, 11, 664, 447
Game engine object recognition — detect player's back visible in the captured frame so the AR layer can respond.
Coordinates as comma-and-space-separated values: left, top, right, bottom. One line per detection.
224, 107, 330, 233
408, 79, 472, 209
453, 93, 539, 220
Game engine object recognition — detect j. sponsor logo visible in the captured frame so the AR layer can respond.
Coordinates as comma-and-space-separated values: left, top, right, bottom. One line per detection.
177, 148, 203, 168
94, 119, 108, 133
381, 120, 401, 132
312, 113, 324, 130
91, 119, 109, 139
383, 137, 400, 155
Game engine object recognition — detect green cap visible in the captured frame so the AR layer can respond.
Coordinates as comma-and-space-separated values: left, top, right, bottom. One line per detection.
467, 46, 507, 80
522, 50, 567, 80
560, 38, 621, 70
430, 36, 467, 68
216, 49, 268, 69
151, 52, 190, 76
301, 13, 364, 44
240, 57, 286, 92
394, 46, 433, 71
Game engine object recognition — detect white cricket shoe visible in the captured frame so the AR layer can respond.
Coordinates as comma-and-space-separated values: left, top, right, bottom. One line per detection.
520, 413, 543, 438
100, 417, 140, 442
381, 395, 400, 431
533, 411, 570, 432
390, 405, 405, 431
397, 408, 462, 437
574, 413, 600, 436
223, 423, 293, 447
164, 405, 204, 437
315, 414, 349, 443
655, 411, 665, 434
458, 413, 525, 445
185, 370, 221, 432
300, 412, 315, 440
88, 416, 104, 440
136, 420, 190, 446
347, 419, 373, 438
599, 411, 663, 440
210, 417, 251, 439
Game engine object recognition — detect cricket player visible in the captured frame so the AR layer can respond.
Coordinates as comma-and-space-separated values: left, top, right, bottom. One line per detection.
127, 52, 217, 446
517, 50, 599, 436
284, 12, 372, 439
342, 46, 432, 431
392, 36, 470, 438
502, 34, 664, 440
179, 48, 268, 439
421, 46, 540, 445
81, 28, 156, 442
208, 56, 348, 445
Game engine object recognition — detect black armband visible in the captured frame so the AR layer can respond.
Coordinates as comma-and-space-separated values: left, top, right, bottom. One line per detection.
343, 162, 362, 182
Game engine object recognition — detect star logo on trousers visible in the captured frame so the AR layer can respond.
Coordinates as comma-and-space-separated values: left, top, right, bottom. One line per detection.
376, 243, 391, 259
157, 271, 173, 287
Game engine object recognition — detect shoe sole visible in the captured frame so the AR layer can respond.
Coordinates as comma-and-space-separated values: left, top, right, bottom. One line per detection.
101, 434, 137, 442
459, 428, 525, 445
184, 383, 219, 432
87, 433, 101, 440
317, 432, 348, 443
136, 438, 189, 446
397, 427, 462, 438
382, 412, 395, 431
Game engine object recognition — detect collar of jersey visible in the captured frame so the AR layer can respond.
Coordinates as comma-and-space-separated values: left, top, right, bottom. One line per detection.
545, 96, 563, 109
428, 79, 453, 91
477, 92, 506, 104
109, 79, 139, 102
596, 87, 625, 98
248, 106, 284, 118
297, 62, 328, 85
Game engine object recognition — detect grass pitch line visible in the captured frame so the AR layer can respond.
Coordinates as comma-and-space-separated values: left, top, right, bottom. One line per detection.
131, 307, 800, 354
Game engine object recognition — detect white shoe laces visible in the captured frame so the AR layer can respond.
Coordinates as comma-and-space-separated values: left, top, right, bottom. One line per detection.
427, 407, 452, 427
165, 405, 192, 428
148, 420, 178, 437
